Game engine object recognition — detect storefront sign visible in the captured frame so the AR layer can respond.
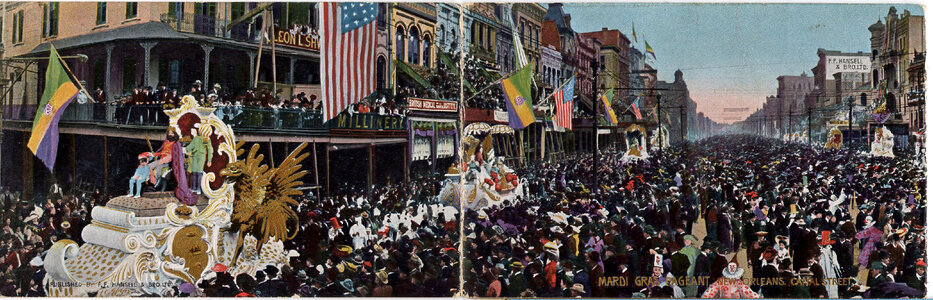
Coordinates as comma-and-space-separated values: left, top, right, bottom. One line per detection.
273, 26, 320, 51
826, 120, 849, 127
408, 98, 458, 112
332, 113, 405, 130
825, 56, 870, 78
494, 110, 509, 123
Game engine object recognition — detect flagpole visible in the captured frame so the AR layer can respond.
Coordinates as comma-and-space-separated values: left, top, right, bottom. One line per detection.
462, 64, 529, 104
52, 45, 93, 100
540, 73, 578, 105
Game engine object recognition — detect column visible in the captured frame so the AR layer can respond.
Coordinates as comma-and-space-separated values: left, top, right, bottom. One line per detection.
201, 45, 214, 86
140, 42, 158, 87
324, 143, 330, 197
22, 131, 33, 203
288, 57, 296, 84
367, 143, 374, 198
247, 51, 257, 87
105, 44, 115, 121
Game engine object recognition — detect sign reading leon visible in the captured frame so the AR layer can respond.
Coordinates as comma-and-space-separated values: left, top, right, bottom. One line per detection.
825, 56, 870, 78
408, 98, 458, 112
273, 27, 319, 51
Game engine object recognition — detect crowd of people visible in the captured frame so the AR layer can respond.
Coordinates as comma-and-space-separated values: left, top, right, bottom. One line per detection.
463, 134, 926, 298
0, 171, 460, 297
0, 184, 104, 296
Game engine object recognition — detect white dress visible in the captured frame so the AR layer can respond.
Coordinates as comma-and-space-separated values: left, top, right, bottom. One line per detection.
819, 245, 841, 298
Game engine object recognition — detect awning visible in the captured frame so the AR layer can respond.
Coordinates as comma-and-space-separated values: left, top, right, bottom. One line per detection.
28, 21, 319, 59
396, 59, 432, 88
28, 22, 184, 55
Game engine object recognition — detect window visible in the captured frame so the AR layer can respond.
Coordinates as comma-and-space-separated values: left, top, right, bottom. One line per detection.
231, 3, 245, 20
438, 24, 445, 46
96, 2, 107, 25
377, 4, 386, 28
422, 35, 431, 67
408, 27, 420, 65
12, 10, 23, 43
285, 3, 312, 27
194, 3, 216, 17
168, 2, 183, 17
42, 2, 59, 38
395, 26, 405, 60
376, 56, 387, 90
125, 2, 137, 19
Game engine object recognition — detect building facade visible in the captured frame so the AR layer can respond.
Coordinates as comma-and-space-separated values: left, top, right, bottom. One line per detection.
869, 7, 925, 130
512, 3, 546, 75
541, 44, 562, 88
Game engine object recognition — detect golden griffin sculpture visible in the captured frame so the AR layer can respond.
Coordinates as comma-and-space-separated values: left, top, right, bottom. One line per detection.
221, 141, 309, 263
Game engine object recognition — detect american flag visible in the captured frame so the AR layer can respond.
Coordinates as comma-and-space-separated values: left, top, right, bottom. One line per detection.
320, 2, 377, 122
632, 95, 643, 119
554, 77, 575, 130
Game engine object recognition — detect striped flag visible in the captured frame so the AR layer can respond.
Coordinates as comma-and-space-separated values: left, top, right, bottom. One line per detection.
645, 40, 656, 60
501, 64, 535, 129
632, 95, 643, 120
29, 46, 79, 171
554, 77, 575, 130
631, 23, 637, 43
320, 2, 377, 122
507, 5, 528, 69
601, 92, 618, 125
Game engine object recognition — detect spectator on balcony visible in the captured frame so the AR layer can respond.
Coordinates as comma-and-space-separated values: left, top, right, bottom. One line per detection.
92, 88, 106, 104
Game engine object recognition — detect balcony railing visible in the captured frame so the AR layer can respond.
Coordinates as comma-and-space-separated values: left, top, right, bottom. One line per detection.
2, 104, 328, 131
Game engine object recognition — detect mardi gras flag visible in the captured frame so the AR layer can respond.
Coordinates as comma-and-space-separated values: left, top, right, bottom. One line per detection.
501, 64, 535, 129
645, 40, 656, 60
601, 92, 618, 125
631, 23, 638, 43
28, 47, 79, 171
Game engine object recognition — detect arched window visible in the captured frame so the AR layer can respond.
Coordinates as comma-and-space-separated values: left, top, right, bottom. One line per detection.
395, 26, 405, 60
376, 56, 387, 90
438, 24, 445, 47
422, 35, 432, 68
408, 27, 420, 65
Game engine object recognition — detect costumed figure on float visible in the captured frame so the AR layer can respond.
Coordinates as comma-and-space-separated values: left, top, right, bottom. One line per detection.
41, 95, 307, 296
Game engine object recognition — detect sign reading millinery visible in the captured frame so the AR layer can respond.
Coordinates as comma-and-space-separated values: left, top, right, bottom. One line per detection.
825, 56, 870, 78
408, 98, 458, 112
332, 113, 406, 130
273, 26, 320, 51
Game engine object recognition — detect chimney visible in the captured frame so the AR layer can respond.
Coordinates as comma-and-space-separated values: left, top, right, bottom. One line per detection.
602, 27, 608, 31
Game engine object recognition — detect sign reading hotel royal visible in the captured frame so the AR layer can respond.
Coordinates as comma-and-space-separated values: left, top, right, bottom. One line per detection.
408, 98, 458, 112
825, 55, 870, 78
273, 27, 320, 51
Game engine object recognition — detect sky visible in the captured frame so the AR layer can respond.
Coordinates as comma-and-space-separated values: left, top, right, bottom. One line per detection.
562, 3, 924, 124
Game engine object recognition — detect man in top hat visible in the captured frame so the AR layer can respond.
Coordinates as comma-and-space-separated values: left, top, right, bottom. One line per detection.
701, 255, 760, 298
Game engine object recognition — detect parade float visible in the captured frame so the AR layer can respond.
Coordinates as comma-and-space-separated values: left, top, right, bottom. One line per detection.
624, 124, 649, 160
43, 96, 307, 296
825, 127, 843, 150
440, 122, 527, 210
870, 126, 895, 158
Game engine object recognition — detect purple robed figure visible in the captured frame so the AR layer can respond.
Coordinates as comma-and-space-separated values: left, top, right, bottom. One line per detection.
170, 141, 198, 205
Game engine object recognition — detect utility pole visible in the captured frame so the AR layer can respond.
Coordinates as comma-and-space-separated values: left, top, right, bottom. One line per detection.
807, 107, 812, 144
655, 95, 662, 150
591, 58, 599, 190
848, 96, 854, 151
